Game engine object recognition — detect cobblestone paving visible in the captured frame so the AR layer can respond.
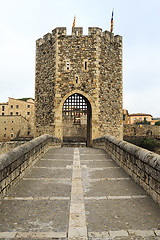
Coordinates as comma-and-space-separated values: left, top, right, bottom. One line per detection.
0, 147, 160, 239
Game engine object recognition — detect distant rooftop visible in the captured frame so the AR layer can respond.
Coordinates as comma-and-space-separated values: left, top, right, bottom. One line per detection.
0, 98, 34, 105
129, 113, 153, 117
152, 118, 160, 120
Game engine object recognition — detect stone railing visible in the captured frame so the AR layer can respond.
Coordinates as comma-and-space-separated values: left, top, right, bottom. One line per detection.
93, 135, 160, 205
0, 134, 61, 199
0, 141, 25, 155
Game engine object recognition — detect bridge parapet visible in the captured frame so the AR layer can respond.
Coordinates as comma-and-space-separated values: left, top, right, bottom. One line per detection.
93, 135, 160, 205
0, 134, 61, 199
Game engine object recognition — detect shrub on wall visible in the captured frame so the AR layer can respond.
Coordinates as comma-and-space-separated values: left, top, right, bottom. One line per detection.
135, 118, 150, 125
124, 137, 160, 152
138, 138, 159, 151
155, 121, 160, 126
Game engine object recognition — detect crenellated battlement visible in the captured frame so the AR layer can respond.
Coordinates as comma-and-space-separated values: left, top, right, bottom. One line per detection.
52, 27, 67, 36
36, 27, 122, 46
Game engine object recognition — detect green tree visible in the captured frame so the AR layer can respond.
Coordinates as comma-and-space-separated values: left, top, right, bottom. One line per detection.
136, 119, 150, 125
155, 121, 160, 126
138, 138, 159, 151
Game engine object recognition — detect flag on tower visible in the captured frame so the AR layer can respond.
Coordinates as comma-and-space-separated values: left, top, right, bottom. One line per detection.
110, 10, 114, 33
72, 16, 76, 28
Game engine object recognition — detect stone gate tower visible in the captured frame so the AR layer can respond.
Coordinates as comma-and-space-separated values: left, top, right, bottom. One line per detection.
35, 27, 123, 146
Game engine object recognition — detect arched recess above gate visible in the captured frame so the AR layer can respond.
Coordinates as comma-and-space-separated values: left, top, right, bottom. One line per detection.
60, 89, 95, 110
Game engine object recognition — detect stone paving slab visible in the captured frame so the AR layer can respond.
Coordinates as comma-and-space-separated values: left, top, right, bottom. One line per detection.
0, 199, 69, 232
83, 178, 146, 197
43, 154, 73, 161
85, 198, 160, 232
43, 147, 74, 159
88, 232, 160, 240
81, 160, 118, 168
35, 159, 73, 167
24, 168, 72, 179
82, 167, 129, 179
5, 179, 71, 197
80, 155, 112, 161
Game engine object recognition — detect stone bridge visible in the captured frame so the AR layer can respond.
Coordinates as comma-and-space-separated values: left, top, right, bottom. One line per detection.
0, 135, 160, 240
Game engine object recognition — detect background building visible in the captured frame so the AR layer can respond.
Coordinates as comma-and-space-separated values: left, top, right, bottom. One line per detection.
128, 113, 153, 124
151, 118, 160, 125
123, 109, 129, 124
0, 98, 34, 141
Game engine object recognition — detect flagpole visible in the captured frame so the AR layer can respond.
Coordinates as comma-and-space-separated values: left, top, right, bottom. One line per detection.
72, 15, 76, 28
110, 9, 114, 33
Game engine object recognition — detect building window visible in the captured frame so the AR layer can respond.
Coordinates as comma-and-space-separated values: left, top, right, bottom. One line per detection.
27, 112, 30, 115
11, 128, 13, 130
11, 133, 13, 137
16, 105, 19, 109
2, 112, 4, 116
4, 121, 6, 123
2, 106, 5, 111
83, 60, 88, 71
11, 120, 14, 123
16, 112, 18, 115
27, 131, 30, 135
4, 128, 6, 130
85, 61, 88, 70
11, 105, 13, 109
66, 62, 70, 70
4, 134, 6, 137
10, 112, 13, 115
76, 76, 78, 84
27, 105, 30, 108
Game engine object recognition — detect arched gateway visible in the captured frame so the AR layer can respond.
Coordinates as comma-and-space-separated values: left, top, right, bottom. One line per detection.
63, 93, 92, 146
35, 27, 123, 145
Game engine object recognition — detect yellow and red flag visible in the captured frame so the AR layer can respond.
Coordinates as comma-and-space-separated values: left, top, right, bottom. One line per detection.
110, 10, 114, 33
72, 16, 76, 28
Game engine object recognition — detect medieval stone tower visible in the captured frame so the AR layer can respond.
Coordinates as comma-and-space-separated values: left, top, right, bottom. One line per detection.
35, 27, 123, 146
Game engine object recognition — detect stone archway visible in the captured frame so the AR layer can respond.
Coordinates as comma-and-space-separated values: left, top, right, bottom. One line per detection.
62, 93, 92, 146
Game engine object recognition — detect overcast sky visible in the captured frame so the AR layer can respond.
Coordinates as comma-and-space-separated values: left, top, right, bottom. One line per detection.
0, 0, 160, 117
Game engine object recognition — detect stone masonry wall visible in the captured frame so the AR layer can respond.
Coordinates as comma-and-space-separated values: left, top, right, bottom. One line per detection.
0, 134, 61, 199
35, 27, 123, 143
124, 124, 160, 138
63, 117, 87, 142
93, 135, 160, 205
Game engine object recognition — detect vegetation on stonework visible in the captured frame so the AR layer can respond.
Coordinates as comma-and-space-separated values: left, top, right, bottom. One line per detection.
135, 118, 150, 125
138, 138, 159, 151
18, 98, 34, 101
124, 136, 160, 152
155, 121, 160, 126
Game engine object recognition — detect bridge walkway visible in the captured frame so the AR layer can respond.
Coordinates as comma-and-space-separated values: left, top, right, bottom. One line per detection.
0, 147, 160, 239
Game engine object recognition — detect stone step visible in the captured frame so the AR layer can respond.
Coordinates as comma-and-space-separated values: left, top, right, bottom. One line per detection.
63, 142, 86, 147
